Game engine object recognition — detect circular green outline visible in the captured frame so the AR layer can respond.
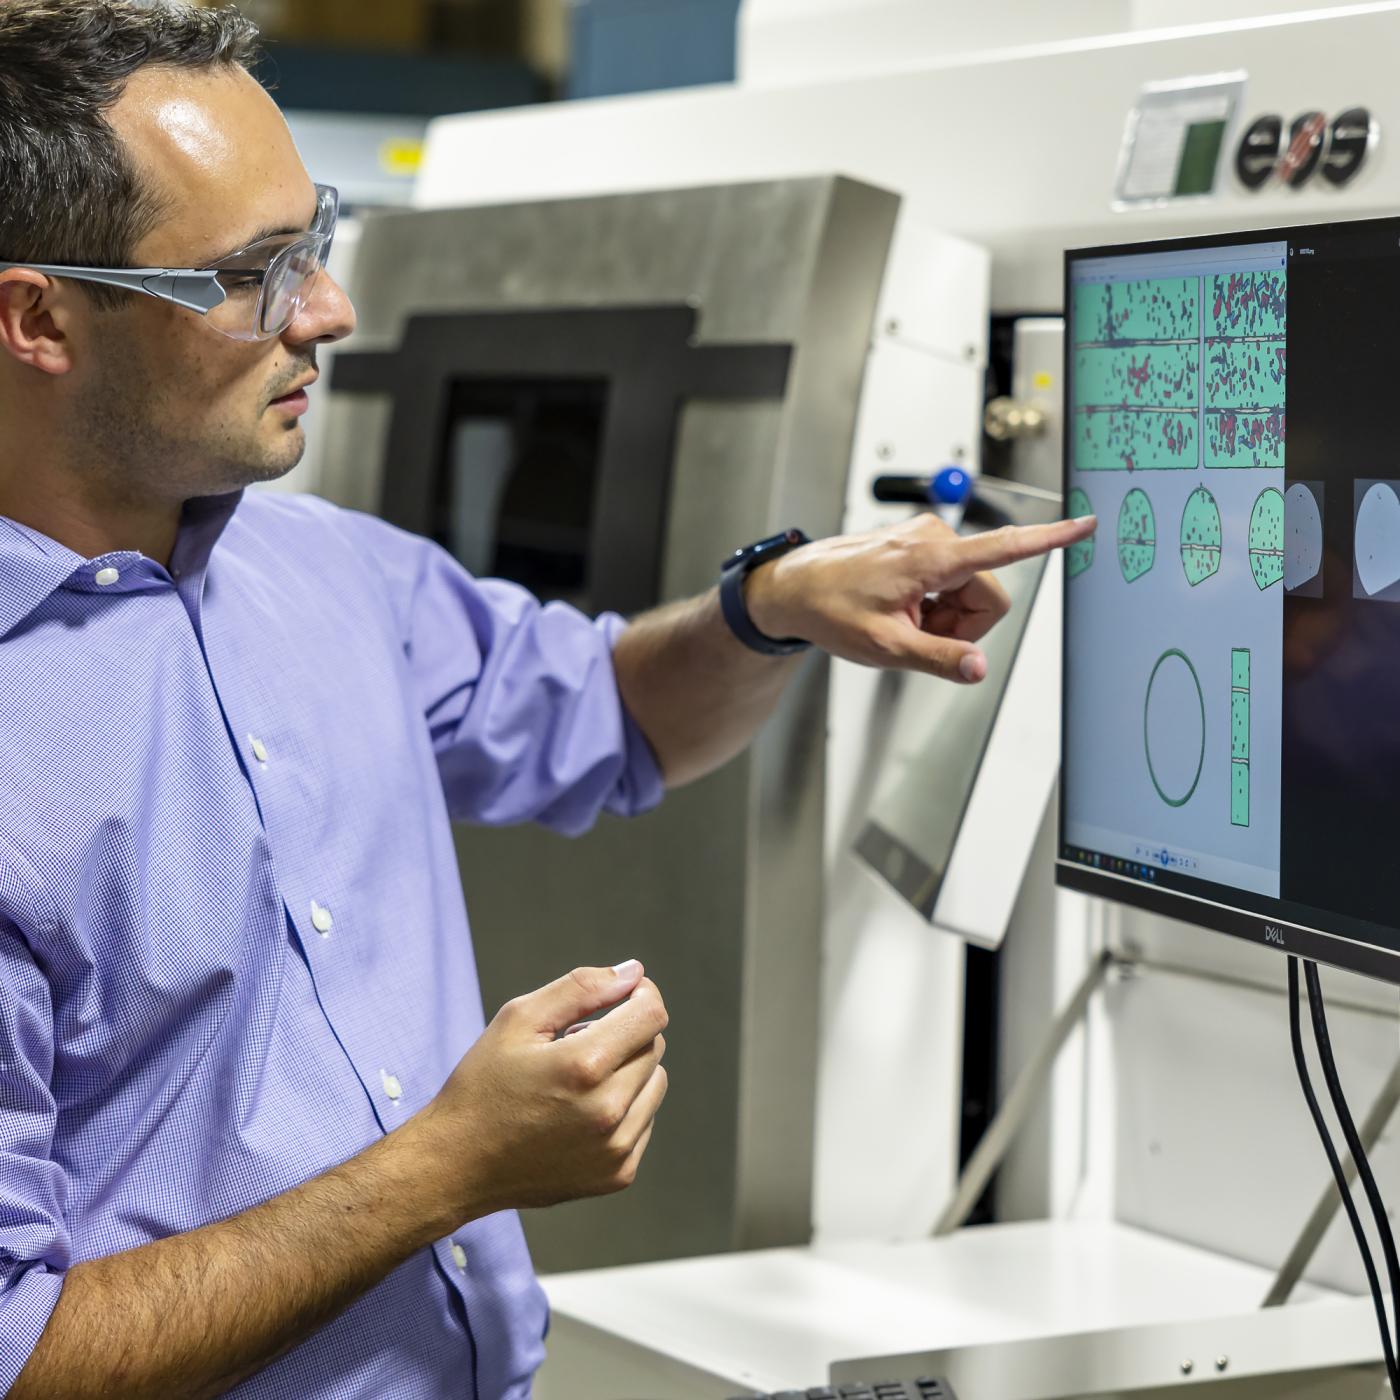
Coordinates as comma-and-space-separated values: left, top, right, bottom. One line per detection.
1144, 649, 1205, 808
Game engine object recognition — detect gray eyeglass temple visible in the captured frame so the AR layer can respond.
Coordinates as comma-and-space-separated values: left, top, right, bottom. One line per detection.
0, 264, 227, 315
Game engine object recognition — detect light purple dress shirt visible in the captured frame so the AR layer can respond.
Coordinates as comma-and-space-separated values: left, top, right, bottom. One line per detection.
0, 489, 663, 1398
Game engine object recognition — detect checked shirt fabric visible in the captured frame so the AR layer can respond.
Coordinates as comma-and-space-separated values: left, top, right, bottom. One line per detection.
0, 489, 662, 1398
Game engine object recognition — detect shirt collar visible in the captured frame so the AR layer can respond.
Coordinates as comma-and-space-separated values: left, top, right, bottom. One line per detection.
0, 490, 244, 640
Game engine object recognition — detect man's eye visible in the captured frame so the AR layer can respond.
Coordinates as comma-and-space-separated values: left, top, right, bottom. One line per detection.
216, 272, 264, 294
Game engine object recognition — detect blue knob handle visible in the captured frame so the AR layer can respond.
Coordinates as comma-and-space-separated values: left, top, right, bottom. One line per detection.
931, 466, 971, 505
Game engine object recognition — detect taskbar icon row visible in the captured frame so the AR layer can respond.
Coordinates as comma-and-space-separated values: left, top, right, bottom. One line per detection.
1065, 847, 1157, 881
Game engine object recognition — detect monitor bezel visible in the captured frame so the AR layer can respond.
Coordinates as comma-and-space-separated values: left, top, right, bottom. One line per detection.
1057, 215, 1400, 986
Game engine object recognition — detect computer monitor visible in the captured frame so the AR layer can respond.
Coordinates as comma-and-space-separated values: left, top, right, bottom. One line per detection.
1058, 218, 1400, 984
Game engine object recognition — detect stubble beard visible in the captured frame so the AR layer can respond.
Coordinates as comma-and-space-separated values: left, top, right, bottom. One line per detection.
70, 336, 307, 510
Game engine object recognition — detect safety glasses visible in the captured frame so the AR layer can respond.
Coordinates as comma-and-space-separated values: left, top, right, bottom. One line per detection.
0, 183, 339, 342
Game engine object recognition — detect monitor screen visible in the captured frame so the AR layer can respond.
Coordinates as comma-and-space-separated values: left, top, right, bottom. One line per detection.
1058, 218, 1400, 983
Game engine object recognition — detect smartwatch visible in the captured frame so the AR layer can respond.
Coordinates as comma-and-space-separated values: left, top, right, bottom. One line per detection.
718, 528, 812, 656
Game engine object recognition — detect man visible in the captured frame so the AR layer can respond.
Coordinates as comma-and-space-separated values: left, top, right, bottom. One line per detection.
0, 3, 1094, 1397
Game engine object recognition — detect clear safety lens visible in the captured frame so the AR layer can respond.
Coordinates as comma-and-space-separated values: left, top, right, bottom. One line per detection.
198, 181, 338, 340
259, 240, 324, 338
203, 264, 266, 339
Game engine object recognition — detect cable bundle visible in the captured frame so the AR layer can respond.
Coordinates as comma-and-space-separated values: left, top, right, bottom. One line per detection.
1289, 956, 1400, 1397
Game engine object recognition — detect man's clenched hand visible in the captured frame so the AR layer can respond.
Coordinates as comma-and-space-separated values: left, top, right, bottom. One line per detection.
414, 960, 669, 1219
745, 511, 1098, 683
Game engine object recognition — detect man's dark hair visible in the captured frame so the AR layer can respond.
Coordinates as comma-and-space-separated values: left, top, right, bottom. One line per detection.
0, 1, 261, 304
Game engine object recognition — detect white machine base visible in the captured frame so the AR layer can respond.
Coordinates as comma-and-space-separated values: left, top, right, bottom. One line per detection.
533, 1221, 1378, 1400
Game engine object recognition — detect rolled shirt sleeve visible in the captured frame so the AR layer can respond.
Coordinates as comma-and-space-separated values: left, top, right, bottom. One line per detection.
341, 506, 664, 835
0, 917, 69, 1395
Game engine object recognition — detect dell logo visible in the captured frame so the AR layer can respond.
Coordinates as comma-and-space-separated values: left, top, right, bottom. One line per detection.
1264, 924, 1286, 946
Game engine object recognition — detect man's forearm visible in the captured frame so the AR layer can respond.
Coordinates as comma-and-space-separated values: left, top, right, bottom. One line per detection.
11, 1117, 463, 1400
613, 586, 800, 788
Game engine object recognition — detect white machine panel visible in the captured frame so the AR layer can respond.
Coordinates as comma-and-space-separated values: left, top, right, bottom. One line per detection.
419, 4, 1400, 308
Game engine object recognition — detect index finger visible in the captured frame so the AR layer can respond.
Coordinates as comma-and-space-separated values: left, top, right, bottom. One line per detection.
948, 515, 1097, 578
573, 977, 668, 1074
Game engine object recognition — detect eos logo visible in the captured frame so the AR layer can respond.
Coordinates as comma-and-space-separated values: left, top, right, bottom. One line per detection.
1264, 925, 1287, 946
1234, 107, 1378, 191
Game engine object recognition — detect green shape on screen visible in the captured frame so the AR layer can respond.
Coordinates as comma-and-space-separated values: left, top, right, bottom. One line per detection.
1231, 646, 1251, 828
1231, 760, 1250, 827
1118, 487, 1156, 583
1248, 487, 1285, 589
1067, 487, 1095, 578
1232, 649, 1250, 690
1180, 485, 1222, 586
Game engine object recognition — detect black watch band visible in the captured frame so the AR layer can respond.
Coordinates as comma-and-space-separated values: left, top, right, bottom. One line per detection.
718, 528, 812, 657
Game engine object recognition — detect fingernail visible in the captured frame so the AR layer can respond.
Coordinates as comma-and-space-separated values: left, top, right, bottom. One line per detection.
959, 652, 985, 682
612, 959, 642, 979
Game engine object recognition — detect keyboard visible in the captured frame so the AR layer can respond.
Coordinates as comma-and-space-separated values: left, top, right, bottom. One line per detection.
727, 1380, 957, 1400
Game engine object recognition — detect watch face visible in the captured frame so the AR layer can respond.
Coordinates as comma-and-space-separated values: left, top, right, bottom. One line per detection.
723, 528, 808, 572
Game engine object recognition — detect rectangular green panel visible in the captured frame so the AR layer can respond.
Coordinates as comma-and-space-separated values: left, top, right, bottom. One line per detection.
1074, 277, 1199, 344
1206, 410, 1285, 469
1231, 760, 1250, 827
1206, 339, 1285, 410
1074, 343, 1198, 410
1206, 269, 1286, 339
1231, 690, 1250, 760
1074, 409, 1197, 470
1176, 120, 1226, 196
1232, 648, 1250, 690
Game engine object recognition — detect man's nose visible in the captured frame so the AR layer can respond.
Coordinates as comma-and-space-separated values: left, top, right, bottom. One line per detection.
284, 269, 356, 347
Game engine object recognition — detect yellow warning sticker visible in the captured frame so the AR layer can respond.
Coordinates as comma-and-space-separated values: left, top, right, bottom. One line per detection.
379, 139, 424, 177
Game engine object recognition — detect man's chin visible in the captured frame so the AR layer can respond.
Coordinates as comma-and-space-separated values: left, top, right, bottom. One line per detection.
199, 427, 306, 498
249, 424, 307, 484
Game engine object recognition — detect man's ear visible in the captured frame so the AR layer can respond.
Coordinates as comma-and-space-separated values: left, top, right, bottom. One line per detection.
0, 270, 75, 375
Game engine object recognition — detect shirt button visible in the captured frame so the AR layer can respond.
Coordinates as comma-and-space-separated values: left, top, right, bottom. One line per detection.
95, 567, 120, 586
247, 735, 269, 765
380, 1069, 403, 1102
310, 900, 333, 935
450, 1243, 468, 1271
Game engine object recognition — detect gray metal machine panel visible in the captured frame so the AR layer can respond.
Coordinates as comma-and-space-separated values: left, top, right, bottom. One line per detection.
1110, 953, 1400, 1297
318, 177, 900, 1271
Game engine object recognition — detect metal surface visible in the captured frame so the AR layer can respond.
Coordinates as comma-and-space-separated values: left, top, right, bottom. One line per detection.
419, 5, 1400, 309
837, 1294, 1385, 1398
983, 397, 1048, 442
1264, 1055, 1400, 1307
933, 950, 1114, 1235
333, 305, 792, 615
534, 1221, 1317, 1395
315, 176, 901, 1273
1110, 960, 1400, 1296
1007, 318, 1065, 496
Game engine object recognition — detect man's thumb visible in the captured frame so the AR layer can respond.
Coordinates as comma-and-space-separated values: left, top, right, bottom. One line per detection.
523, 960, 645, 1036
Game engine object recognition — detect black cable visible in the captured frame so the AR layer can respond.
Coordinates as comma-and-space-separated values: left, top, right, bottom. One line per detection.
1288, 956, 1400, 1396
1304, 959, 1400, 1358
